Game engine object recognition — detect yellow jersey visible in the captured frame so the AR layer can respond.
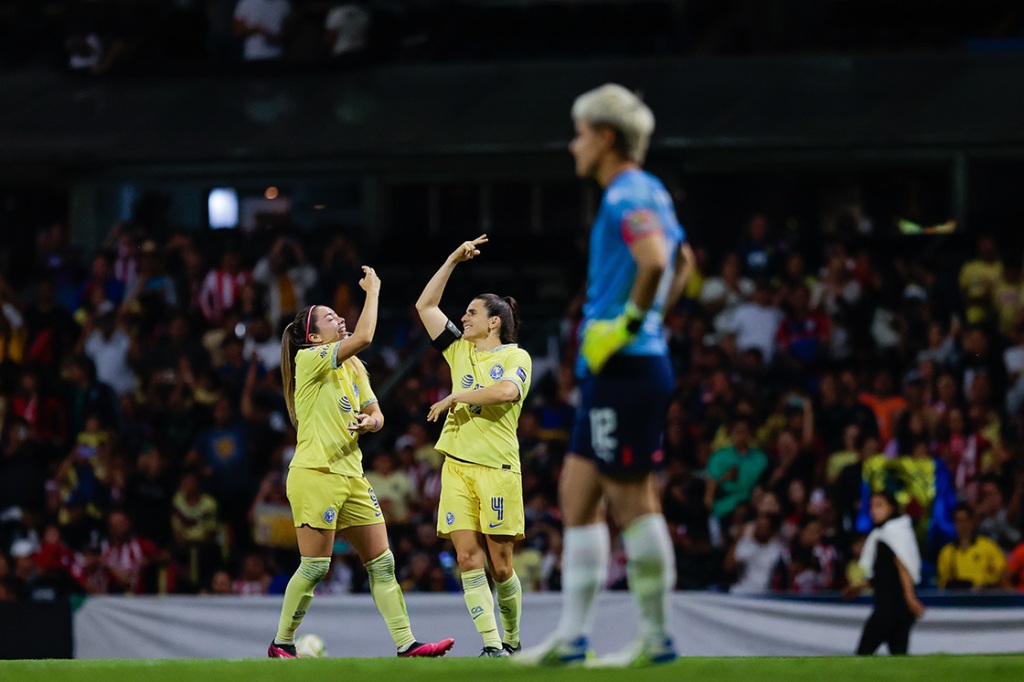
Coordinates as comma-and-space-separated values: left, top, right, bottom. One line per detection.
937, 535, 1006, 589
290, 342, 376, 478
436, 336, 532, 472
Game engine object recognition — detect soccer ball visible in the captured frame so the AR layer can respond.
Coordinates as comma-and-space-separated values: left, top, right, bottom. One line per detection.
296, 633, 327, 658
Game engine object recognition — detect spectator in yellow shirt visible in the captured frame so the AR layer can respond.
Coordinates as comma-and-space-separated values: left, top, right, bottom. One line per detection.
958, 236, 1003, 325
937, 502, 1006, 590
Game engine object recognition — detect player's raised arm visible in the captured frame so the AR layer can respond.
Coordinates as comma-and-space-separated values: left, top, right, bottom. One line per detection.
415, 235, 488, 340
335, 265, 380, 366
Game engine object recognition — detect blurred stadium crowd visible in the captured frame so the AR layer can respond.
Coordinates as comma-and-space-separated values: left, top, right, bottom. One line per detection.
1, 198, 1024, 601
1, 0, 1022, 75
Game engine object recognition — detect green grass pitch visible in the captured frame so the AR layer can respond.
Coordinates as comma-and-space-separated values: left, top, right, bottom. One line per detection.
2, 655, 1024, 682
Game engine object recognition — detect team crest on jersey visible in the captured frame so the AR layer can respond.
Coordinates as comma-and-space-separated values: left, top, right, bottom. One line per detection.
461, 374, 474, 389
622, 208, 662, 241
489, 364, 504, 381
446, 512, 455, 526
353, 384, 360, 399
339, 396, 352, 412
323, 508, 336, 524
516, 367, 527, 382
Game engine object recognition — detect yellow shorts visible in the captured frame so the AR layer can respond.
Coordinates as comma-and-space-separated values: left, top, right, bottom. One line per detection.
287, 466, 385, 530
437, 457, 524, 539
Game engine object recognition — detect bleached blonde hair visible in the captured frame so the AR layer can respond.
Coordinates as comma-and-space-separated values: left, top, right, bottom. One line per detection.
571, 83, 655, 164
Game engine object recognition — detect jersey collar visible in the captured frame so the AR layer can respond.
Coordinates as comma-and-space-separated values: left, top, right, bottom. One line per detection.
474, 343, 518, 354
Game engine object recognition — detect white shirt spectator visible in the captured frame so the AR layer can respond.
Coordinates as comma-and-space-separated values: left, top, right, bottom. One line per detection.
1004, 343, 1024, 414
234, 0, 291, 61
730, 535, 784, 595
2, 302, 23, 330
84, 328, 136, 396
244, 334, 282, 371
1005, 344, 1024, 380
699, 276, 754, 311
725, 301, 783, 363
326, 4, 370, 56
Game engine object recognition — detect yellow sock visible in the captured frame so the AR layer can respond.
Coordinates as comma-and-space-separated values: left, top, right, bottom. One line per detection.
461, 568, 501, 648
495, 571, 521, 648
275, 556, 330, 644
365, 549, 415, 650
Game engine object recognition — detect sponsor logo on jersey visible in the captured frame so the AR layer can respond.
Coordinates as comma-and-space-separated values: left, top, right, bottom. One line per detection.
339, 396, 352, 412
516, 367, 527, 383
461, 374, 474, 389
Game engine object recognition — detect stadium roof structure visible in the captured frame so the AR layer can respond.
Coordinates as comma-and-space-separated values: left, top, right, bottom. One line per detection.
2, 53, 1024, 168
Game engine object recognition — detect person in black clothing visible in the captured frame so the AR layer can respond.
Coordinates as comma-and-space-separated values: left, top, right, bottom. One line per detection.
845, 491, 925, 655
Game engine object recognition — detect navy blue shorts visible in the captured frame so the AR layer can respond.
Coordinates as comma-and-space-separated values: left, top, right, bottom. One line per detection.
569, 355, 674, 476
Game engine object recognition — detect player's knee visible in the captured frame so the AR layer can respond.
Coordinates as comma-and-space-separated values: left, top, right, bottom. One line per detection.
455, 547, 486, 572
490, 563, 513, 583
300, 556, 331, 584
362, 544, 393, 581
364, 549, 396, 583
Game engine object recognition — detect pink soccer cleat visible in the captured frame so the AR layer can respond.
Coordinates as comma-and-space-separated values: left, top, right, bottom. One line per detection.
268, 640, 298, 658
398, 638, 456, 658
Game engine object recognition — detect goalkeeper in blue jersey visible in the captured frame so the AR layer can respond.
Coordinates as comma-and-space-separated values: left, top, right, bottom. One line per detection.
520, 83, 694, 667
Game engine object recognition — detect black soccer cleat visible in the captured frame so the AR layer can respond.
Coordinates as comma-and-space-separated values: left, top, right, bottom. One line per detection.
480, 646, 511, 658
502, 642, 521, 655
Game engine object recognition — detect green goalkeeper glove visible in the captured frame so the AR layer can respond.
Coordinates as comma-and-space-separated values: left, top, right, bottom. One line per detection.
579, 302, 646, 374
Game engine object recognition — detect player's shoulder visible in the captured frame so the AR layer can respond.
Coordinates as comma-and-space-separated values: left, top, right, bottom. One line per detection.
301, 342, 333, 355
498, 344, 531, 362
296, 343, 335, 366
606, 169, 666, 205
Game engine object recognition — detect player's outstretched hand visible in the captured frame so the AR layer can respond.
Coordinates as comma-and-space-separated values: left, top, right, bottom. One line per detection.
358, 266, 381, 294
427, 394, 457, 422
450, 235, 488, 264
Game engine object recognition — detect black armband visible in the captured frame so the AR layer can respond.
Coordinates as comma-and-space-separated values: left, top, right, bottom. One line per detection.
430, 319, 463, 351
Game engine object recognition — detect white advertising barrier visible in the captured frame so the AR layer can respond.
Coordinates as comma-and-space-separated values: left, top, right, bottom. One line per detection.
73, 592, 1024, 659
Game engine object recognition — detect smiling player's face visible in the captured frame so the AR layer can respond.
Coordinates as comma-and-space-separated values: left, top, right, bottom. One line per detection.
569, 120, 608, 179
461, 299, 494, 341
311, 306, 347, 343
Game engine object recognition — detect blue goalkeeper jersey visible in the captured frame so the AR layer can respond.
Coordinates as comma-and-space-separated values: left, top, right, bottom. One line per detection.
575, 169, 686, 377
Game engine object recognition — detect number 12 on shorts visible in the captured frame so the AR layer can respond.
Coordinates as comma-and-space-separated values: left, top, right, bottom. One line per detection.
590, 407, 618, 463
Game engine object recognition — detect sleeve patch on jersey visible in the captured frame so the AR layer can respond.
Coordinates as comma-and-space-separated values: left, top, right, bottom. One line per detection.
621, 208, 663, 245
516, 367, 527, 383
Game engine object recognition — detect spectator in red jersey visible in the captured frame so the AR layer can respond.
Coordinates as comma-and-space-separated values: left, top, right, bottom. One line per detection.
199, 250, 251, 325
99, 510, 168, 594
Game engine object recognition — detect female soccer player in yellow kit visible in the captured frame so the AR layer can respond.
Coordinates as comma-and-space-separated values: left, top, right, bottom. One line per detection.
270, 265, 453, 659
416, 236, 532, 657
